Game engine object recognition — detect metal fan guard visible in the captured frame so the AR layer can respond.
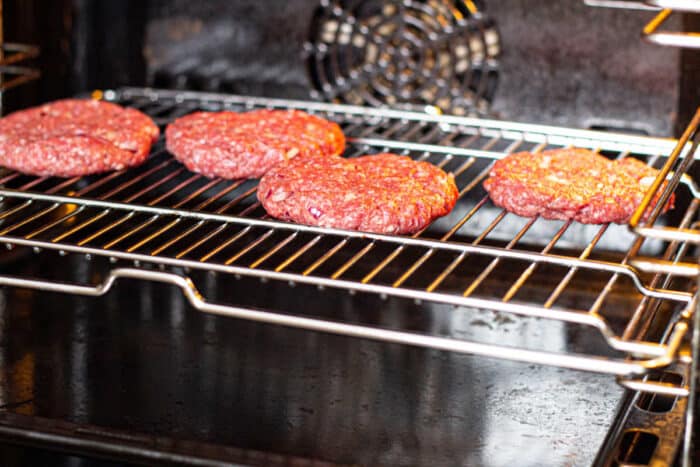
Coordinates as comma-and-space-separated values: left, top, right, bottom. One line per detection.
305, 0, 501, 115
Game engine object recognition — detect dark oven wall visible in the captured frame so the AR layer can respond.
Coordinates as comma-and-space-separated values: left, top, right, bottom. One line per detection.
146, 0, 317, 99
3, 0, 700, 136
2, 0, 318, 111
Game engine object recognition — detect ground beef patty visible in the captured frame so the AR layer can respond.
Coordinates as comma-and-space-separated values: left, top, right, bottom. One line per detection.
165, 109, 345, 179
0, 99, 159, 177
258, 153, 459, 234
483, 148, 674, 224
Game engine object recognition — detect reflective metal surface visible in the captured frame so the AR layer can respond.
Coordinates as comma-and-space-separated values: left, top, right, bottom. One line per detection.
642, 8, 700, 49
0, 251, 626, 466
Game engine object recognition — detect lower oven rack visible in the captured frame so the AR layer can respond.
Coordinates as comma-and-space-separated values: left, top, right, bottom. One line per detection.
0, 87, 696, 395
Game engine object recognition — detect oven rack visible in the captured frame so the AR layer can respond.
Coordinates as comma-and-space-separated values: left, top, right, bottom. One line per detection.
0, 43, 39, 93
642, 1, 700, 49
630, 107, 700, 242
0, 87, 696, 395
626, 105, 700, 286
584, 0, 700, 49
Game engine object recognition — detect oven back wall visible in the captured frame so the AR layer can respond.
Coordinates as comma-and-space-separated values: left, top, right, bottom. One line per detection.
145, 0, 315, 99
487, 0, 681, 136
3, 0, 696, 136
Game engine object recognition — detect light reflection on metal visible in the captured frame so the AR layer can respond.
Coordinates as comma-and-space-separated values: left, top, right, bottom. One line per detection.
584, 0, 700, 48
642, 8, 700, 48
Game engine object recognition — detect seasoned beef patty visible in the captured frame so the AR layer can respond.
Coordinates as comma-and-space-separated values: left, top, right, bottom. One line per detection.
0, 99, 159, 177
258, 153, 459, 234
483, 148, 673, 224
165, 109, 345, 179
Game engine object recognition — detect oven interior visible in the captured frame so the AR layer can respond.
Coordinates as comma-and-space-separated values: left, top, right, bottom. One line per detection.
0, 1, 699, 466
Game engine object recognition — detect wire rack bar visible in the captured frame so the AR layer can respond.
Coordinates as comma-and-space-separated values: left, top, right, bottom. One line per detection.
0, 267, 686, 378
116, 88, 679, 153
0, 87, 696, 390
0, 187, 689, 303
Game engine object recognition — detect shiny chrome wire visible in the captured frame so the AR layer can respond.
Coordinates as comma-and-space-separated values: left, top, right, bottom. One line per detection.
0, 87, 695, 390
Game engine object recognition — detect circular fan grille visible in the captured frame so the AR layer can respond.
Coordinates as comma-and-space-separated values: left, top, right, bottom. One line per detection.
306, 0, 500, 115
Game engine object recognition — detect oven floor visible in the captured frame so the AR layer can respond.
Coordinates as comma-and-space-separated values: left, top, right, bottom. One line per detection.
0, 253, 627, 466
0, 445, 122, 467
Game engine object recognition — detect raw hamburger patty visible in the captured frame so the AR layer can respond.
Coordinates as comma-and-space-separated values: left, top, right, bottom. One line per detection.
165, 109, 345, 179
258, 153, 459, 234
0, 99, 159, 177
483, 148, 674, 224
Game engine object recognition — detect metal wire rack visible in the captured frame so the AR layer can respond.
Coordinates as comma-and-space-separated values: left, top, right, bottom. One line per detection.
624, 105, 700, 292
630, 107, 700, 242
584, 0, 700, 48
0, 0, 40, 105
0, 87, 696, 395
0, 43, 39, 93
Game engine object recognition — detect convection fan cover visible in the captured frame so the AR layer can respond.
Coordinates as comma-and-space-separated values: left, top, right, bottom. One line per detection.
306, 0, 500, 115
